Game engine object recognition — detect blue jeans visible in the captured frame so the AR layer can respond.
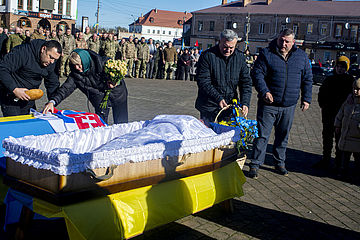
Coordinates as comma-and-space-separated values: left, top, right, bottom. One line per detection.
250, 102, 296, 169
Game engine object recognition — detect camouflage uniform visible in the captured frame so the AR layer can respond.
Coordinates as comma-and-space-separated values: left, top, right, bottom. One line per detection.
84, 33, 92, 42
135, 42, 149, 78
103, 38, 119, 59
163, 47, 178, 80
60, 34, 76, 77
30, 30, 45, 40
123, 41, 136, 78
75, 38, 88, 49
6, 34, 25, 53
87, 37, 100, 54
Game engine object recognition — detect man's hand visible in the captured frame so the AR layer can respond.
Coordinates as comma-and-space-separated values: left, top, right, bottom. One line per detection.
107, 81, 117, 89
13, 88, 30, 101
43, 102, 55, 114
263, 92, 273, 104
219, 99, 228, 109
301, 101, 310, 111
241, 105, 249, 117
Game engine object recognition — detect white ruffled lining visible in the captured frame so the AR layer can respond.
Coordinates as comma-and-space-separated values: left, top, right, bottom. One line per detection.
3, 115, 240, 176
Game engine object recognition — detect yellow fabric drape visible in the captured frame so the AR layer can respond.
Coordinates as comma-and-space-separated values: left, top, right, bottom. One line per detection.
33, 161, 246, 240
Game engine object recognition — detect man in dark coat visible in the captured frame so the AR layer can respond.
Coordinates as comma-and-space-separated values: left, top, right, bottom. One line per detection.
0, 40, 62, 116
195, 29, 252, 123
249, 29, 313, 179
0, 27, 8, 58
43, 49, 128, 124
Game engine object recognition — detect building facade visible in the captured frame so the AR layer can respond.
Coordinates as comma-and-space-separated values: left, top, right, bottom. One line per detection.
129, 9, 192, 43
190, 0, 360, 64
0, 0, 77, 32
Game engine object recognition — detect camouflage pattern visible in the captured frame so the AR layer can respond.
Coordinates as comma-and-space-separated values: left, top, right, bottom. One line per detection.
61, 34, 76, 55
84, 33, 92, 42
163, 47, 177, 80
75, 38, 88, 49
6, 34, 25, 53
135, 42, 149, 78
123, 41, 136, 59
30, 31, 45, 40
87, 37, 100, 54
103, 39, 119, 59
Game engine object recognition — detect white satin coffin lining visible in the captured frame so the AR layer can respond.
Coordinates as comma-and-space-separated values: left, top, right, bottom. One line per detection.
3, 115, 240, 175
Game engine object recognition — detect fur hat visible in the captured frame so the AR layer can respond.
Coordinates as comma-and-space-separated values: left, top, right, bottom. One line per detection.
336, 56, 350, 71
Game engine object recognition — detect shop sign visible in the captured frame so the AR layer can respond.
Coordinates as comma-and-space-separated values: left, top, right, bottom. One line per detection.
52, 14, 62, 20
62, 15, 72, 20
15, 10, 28, 16
39, 13, 52, 19
27, 12, 38, 18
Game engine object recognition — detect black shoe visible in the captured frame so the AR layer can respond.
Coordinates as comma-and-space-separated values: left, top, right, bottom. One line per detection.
248, 168, 258, 179
275, 165, 288, 176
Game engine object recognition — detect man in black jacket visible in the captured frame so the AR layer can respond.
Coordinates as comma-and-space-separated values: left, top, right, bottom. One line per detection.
195, 29, 252, 123
0, 40, 62, 116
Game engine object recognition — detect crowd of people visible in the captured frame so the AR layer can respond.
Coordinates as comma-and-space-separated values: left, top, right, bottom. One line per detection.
0, 26, 203, 80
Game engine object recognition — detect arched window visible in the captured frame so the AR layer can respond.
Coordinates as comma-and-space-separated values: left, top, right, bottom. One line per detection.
149, 17, 154, 23
18, 17, 32, 28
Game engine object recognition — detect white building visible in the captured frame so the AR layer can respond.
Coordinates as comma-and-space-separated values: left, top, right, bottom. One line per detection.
129, 9, 192, 43
0, 0, 77, 32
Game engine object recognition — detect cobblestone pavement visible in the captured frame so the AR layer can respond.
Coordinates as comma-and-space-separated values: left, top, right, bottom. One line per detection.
1, 78, 360, 239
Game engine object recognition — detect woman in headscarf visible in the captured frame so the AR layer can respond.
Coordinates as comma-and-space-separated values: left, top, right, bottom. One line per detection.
43, 49, 128, 124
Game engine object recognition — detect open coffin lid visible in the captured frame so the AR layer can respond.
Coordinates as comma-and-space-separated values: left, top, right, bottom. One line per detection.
2, 115, 244, 202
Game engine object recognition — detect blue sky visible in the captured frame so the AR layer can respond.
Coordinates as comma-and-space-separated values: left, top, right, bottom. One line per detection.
76, 0, 359, 29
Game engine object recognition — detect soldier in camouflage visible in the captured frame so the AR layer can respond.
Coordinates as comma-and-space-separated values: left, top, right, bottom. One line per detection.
163, 41, 177, 80
60, 28, 75, 77
84, 26, 92, 42
103, 33, 119, 59
6, 27, 25, 53
75, 32, 88, 49
135, 37, 149, 78
122, 36, 137, 78
31, 26, 45, 40
87, 33, 100, 54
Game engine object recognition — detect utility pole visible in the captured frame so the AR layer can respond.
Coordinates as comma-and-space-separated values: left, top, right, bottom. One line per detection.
96, 0, 100, 34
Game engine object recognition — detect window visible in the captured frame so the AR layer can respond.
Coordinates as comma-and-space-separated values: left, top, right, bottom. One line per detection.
0, 0, 5, 6
259, 23, 265, 34
292, 23, 298, 36
66, 0, 71, 15
153, 30, 155, 34
18, 17, 31, 28
280, 24, 287, 32
147, 29, 150, 33
58, 0, 63, 14
324, 51, 331, 61
18, 0, 23, 9
307, 23, 313, 34
27, 0, 32, 11
163, 30, 165, 34
198, 21, 203, 32
226, 21, 232, 29
350, 25, 358, 42
169, 31, 171, 35
157, 30, 160, 34
149, 17, 154, 23
320, 24, 327, 36
335, 24, 342, 37
209, 21, 215, 31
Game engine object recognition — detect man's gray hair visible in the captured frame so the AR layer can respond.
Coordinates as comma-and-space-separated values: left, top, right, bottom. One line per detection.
220, 29, 238, 41
279, 28, 295, 38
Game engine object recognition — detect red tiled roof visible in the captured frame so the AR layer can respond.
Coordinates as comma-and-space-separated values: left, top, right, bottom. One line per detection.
194, 0, 360, 17
130, 9, 192, 29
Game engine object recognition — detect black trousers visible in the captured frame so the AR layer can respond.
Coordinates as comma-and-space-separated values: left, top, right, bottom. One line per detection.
321, 107, 342, 162
0, 89, 36, 117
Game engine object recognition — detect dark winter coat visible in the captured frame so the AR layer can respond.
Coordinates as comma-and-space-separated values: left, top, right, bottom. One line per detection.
195, 45, 252, 118
51, 50, 127, 108
251, 39, 313, 107
318, 73, 354, 111
0, 39, 59, 99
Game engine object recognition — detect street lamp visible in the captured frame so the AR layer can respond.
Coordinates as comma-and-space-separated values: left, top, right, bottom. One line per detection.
244, 13, 250, 51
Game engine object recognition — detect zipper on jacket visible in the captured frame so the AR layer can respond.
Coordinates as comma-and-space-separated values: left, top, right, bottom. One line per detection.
281, 61, 288, 104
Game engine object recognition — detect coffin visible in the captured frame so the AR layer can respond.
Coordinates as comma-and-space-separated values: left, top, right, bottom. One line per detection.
3, 115, 245, 204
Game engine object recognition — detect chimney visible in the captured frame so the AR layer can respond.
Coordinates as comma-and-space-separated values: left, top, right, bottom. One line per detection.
266, 0, 272, 5
242, 0, 251, 7
155, 8, 158, 13
222, 0, 227, 5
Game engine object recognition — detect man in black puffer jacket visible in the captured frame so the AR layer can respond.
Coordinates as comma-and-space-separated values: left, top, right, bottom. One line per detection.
43, 49, 128, 124
195, 29, 252, 123
249, 29, 313, 179
0, 40, 62, 116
